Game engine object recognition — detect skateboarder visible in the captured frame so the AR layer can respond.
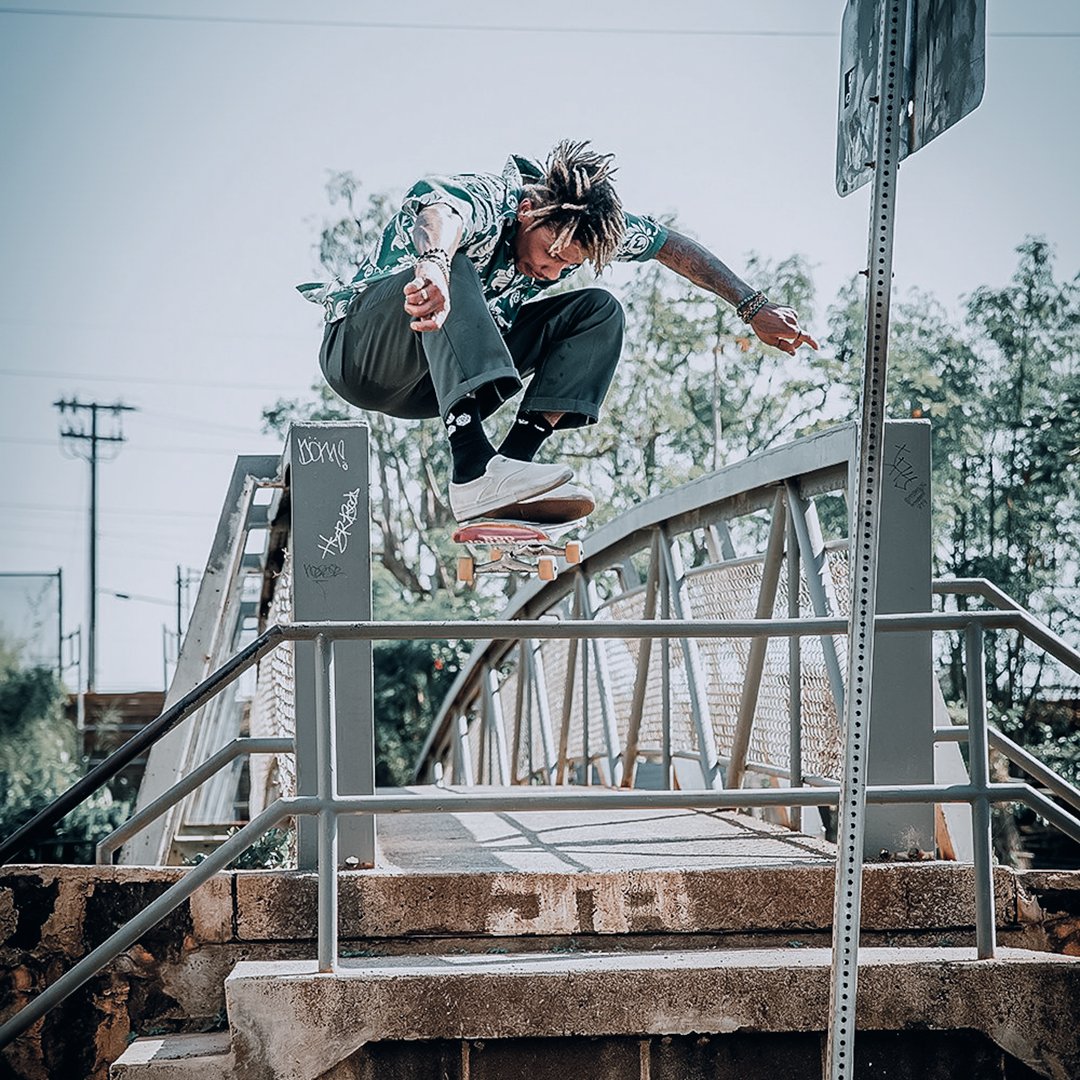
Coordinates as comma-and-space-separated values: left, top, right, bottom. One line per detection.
299, 140, 817, 523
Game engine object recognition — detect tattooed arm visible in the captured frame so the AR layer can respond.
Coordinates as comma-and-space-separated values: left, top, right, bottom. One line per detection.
655, 228, 818, 355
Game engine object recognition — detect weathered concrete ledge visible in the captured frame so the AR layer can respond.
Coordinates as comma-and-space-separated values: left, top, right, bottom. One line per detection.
220, 947, 1080, 1080
231, 862, 1020, 940
4, 862, 1080, 1080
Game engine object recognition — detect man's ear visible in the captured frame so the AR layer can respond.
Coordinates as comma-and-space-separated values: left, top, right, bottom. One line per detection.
517, 197, 533, 221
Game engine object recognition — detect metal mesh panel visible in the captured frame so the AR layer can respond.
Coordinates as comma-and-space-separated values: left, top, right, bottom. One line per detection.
248, 549, 295, 815
448, 531, 851, 789
604, 589, 698, 758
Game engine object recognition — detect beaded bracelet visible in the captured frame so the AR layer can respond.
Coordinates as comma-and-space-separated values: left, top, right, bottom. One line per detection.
416, 247, 452, 282
736, 290, 769, 323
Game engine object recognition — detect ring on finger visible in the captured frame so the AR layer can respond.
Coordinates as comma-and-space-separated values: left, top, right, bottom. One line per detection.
420, 288, 428, 301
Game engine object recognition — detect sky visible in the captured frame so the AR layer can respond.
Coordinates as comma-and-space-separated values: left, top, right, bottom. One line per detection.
1, 0, 1079, 692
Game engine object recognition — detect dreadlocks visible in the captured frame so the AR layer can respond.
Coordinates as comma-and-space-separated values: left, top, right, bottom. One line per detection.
520, 140, 625, 273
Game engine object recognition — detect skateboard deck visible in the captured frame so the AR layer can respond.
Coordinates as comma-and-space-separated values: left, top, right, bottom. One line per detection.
452, 519, 584, 583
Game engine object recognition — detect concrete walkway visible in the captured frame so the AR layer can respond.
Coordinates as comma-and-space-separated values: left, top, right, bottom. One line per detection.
374, 787, 835, 874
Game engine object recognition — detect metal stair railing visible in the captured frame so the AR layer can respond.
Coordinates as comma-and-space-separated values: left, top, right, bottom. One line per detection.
95, 736, 295, 865
0, 626, 288, 867
933, 577, 1080, 821
3, 606, 1080, 1051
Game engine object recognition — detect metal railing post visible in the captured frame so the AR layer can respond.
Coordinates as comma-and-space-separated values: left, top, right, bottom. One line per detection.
965, 622, 996, 959
785, 480, 846, 720
529, 643, 558, 783
622, 531, 661, 788
455, 713, 475, 786
659, 528, 722, 788
315, 633, 338, 972
660, 541, 672, 789
583, 580, 624, 786
728, 489, 787, 789
556, 591, 581, 784
788, 512, 804, 831
484, 668, 511, 786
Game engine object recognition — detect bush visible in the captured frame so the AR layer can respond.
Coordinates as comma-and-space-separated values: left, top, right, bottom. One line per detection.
0, 642, 128, 863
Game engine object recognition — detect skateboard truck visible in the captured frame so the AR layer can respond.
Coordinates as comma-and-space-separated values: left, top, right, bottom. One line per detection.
452, 521, 583, 584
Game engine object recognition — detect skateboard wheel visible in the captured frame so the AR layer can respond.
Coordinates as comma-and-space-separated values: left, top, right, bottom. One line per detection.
564, 541, 583, 565
457, 556, 475, 584
538, 556, 557, 581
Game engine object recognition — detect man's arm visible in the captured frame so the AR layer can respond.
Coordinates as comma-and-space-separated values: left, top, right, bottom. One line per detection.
405, 203, 464, 332
655, 228, 817, 356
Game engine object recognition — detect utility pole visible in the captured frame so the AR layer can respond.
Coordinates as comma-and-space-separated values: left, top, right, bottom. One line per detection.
55, 398, 136, 691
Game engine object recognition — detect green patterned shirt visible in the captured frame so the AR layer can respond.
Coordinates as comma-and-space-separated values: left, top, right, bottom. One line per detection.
297, 154, 669, 332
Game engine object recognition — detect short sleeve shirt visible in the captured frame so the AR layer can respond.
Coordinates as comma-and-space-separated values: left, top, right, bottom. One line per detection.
297, 154, 669, 333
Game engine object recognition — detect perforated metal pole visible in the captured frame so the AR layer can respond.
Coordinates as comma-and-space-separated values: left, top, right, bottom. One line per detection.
315, 633, 338, 972
965, 623, 997, 959
826, 1, 908, 1075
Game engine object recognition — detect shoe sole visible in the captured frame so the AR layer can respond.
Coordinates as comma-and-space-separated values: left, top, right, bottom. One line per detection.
457, 466, 573, 522
487, 493, 595, 524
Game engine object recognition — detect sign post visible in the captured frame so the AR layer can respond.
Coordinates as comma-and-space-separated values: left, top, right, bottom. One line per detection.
829, 2, 985, 1076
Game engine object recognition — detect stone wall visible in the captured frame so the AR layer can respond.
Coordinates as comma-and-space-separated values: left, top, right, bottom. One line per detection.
2, 864, 1078, 1080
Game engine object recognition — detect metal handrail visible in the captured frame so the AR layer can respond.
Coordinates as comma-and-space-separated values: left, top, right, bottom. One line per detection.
6, 602, 1078, 866
95, 737, 294, 864
2, 779, 1078, 1050
0, 626, 287, 866
934, 724, 1080, 820
2, 608, 1080, 1051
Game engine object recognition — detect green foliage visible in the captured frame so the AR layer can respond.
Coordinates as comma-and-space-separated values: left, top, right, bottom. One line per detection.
289, 173, 1080, 810
370, 586, 474, 786
555, 248, 823, 518
0, 639, 128, 862
186, 826, 295, 870
825, 239, 1080, 715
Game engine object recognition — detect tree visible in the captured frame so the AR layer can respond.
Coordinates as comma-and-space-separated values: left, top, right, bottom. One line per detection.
552, 248, 824, 520
824, 242, 1080, 865
0, 638, 127, 862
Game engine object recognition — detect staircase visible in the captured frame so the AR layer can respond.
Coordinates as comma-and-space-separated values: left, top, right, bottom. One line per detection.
105, 804, 1080, 1080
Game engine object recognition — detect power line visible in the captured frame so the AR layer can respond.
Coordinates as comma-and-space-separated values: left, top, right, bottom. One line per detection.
0, 7, 835, 34
0, 6, 1075, 37
0, 435, 279, 457
2, 500, 216, 519
0, 366, 305, 393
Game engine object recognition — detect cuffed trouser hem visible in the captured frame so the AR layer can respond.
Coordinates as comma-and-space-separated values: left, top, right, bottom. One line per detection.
516, 397, 600, 428
449, 370, 522, 417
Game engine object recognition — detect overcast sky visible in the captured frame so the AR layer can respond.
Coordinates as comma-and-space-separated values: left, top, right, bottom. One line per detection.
2, 0, 1078, 691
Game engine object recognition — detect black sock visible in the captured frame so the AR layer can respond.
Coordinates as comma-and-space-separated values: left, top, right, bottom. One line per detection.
445, 397, 495, 483
498, 410, 555, 462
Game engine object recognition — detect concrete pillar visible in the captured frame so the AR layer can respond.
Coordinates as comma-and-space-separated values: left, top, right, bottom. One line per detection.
288, 422, 374, 868
866, 420, 935, 855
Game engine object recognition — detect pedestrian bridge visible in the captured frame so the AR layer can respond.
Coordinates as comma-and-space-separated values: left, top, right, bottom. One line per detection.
2, 420, 1080, 1079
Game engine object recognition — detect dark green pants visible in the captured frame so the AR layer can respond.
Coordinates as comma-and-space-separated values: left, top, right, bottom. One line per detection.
319, 254, 625, 428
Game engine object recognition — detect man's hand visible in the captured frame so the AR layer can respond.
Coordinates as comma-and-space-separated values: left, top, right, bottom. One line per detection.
749, 302, 819, 356
404, 259, 450, 331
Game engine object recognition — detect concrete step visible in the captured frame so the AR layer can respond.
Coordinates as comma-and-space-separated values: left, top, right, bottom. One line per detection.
219, 946, 1080, 1080
111, 1031, 232, 1079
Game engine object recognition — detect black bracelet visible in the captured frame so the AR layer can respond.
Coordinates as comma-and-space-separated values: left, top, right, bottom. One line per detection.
736, 290, 768, 323
416, 247, 452, 281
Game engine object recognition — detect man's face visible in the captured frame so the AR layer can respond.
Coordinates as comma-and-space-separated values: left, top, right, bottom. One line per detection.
512, 199, 587, 282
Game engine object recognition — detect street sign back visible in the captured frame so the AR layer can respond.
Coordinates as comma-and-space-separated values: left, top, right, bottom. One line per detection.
837, 0, 986, 196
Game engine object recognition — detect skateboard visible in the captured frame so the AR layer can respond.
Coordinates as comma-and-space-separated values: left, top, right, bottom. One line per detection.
452, 520, 584, 583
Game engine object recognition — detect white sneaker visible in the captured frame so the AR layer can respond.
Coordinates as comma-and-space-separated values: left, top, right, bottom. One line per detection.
489, 482, 595, 524
449, 455, 574, 522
